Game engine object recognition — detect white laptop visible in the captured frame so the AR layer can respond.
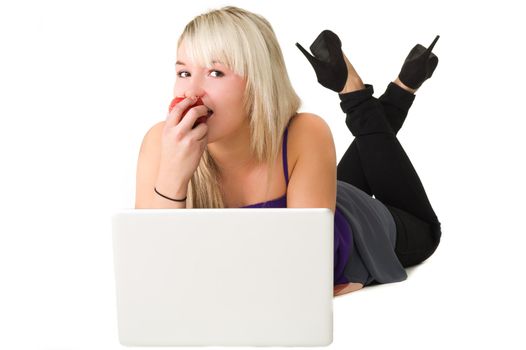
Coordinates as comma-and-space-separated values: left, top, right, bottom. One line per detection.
112, 208, 334, 347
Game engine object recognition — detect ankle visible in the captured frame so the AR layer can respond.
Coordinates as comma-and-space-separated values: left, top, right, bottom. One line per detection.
339, 53, 365, 93
394, 77, 417, 94
340, 78, 365, 94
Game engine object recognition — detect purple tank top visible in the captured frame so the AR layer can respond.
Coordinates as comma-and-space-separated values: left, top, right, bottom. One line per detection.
240, 123, 354, 285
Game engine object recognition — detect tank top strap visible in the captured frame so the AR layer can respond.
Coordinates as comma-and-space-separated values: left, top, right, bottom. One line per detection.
282, 124, 290, 186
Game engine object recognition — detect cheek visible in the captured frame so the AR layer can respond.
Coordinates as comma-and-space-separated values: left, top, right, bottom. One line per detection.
172, 84, 180, 97
221, 86, 245, 110
220, 77, 245, 100
210, 101, 244, 129
172, 80, 188, 96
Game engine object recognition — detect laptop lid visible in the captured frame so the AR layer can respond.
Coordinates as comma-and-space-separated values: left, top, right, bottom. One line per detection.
112, 208, 334, 346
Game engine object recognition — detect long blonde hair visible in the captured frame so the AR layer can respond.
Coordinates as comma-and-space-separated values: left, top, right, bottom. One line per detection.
178, 6, 301, 208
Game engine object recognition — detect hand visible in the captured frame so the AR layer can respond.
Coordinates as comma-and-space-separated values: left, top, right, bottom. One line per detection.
158, 96, 211, 188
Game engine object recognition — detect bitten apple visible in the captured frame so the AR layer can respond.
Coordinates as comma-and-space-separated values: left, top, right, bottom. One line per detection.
168, 97, 212, 128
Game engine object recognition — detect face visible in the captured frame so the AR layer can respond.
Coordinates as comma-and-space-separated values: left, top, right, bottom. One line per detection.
173, 43, 248, 143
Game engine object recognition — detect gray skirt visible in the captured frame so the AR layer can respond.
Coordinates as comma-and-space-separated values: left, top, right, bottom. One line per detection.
335, 180, 407, 286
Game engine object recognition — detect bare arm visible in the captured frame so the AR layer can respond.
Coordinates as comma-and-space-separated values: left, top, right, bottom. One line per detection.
135, 121, 187, 209
333, 282, 364, 297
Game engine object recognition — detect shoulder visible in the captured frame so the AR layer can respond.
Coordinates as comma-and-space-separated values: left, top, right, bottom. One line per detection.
288, 112, 334, 147
285, 112, 337, 213
146, 120, 166, 139
139, 121, 165, 153
289, 112, 332, 134
287, 112, 335, 171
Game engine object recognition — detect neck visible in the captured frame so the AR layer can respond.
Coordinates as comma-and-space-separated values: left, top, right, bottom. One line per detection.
207, 118, 258, 176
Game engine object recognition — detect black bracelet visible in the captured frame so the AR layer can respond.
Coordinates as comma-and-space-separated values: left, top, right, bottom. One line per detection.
154, 187, 187, 202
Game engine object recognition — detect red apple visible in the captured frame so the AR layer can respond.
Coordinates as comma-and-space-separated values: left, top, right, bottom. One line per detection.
168, 96, 210, 128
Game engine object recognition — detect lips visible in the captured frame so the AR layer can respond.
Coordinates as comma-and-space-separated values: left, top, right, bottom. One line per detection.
168, 97, 213, 128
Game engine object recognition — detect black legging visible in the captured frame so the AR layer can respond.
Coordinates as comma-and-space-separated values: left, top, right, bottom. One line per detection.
336, 82, 442, 268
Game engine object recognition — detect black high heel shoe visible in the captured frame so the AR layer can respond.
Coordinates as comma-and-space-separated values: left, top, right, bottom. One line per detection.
295, 30, 348, 93
398, 35, 440, 90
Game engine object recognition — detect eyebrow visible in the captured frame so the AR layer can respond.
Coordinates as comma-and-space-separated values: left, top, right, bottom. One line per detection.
175, 60, 223, 66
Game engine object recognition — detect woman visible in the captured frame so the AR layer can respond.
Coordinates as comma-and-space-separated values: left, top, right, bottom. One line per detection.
135, 6, 442, 297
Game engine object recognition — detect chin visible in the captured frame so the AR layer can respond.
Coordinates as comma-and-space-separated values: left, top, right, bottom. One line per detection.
205, 128, 217, 144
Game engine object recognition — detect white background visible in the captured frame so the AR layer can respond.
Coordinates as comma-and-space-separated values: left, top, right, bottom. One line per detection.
1, 0, 525, 349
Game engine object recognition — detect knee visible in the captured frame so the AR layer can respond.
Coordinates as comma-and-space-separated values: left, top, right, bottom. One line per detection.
386, 205, 441, 263
431, 221, 442, 246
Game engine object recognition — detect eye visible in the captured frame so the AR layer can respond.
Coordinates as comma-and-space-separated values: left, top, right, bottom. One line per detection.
177, 70, 190, 78
210, 70, 224, 77
176, 70, 224, 78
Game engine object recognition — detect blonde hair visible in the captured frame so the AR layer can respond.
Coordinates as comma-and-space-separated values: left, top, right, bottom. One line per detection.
177, 6, 301, 208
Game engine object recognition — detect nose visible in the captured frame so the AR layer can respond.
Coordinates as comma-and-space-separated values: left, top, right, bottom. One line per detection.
184, 79, 206, 100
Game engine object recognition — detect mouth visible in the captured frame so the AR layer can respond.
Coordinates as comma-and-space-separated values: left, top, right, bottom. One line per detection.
194, 107, 213, 127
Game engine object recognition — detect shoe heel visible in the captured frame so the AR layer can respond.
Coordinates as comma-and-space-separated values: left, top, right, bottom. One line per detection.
295, 30, 348, 92
426, 35, 440, 54
398, 34, 440, 90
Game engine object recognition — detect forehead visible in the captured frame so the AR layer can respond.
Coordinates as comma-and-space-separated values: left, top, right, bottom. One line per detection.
176, 43, 226, 67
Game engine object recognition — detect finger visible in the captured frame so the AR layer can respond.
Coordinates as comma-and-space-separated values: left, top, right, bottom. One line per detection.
166, 96, 198, 128
192, 121, 209, 141
177, 105, 209, 133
